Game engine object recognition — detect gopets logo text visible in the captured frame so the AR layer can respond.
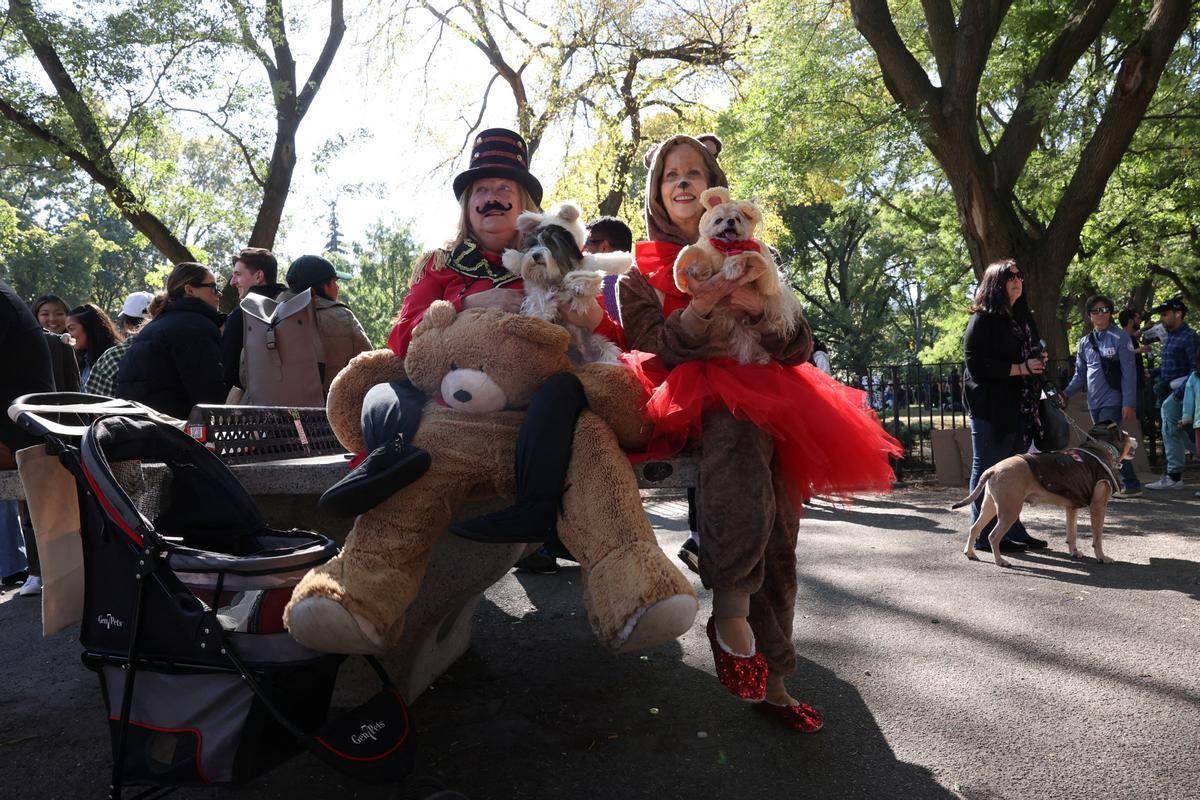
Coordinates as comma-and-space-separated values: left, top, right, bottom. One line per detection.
97, 613, 124, 630
350, 720, 387, 745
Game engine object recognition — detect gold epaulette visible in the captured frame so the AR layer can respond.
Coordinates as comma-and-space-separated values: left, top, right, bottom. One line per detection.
410, 248, 450, 287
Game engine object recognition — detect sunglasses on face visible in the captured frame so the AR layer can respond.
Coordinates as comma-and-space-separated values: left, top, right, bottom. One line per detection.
1006, 271, 1023, 281
1088, 307, 1111, 315
195, 282, 218, 291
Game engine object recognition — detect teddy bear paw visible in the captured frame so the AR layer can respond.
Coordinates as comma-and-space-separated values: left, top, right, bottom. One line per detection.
612, 593, 699, 653
286, 596, 388, 655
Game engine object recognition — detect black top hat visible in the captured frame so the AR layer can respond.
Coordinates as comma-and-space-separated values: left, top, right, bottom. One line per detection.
452, 128, 543, 206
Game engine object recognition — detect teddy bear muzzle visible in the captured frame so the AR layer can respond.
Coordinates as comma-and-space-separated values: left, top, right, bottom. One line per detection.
440, 368, 508, 413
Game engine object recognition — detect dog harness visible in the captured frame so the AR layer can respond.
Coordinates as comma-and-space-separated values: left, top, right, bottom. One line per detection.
1018, 445, 1120, 508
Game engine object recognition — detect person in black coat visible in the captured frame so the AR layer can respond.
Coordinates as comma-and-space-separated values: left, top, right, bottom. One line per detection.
963, 259, 1049, 552
116, 263, 228, 420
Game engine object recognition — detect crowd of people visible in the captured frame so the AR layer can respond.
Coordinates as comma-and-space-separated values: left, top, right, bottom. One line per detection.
0, 250, 375, 599
2, 124, 1196, 739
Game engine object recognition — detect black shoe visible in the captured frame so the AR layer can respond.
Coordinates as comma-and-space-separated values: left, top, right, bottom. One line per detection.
1011, 535, 1048, 549
449, 497, 559, 543
318, 438, 431, 517
1, 570, 28, 587
974, 539, 1028, 553
514, 548, 559, 574
678, 538, 699, 574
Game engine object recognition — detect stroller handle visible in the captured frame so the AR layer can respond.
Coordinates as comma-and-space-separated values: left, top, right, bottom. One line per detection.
8, 392, 183, 440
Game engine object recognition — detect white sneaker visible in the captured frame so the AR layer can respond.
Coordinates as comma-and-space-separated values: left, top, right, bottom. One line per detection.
1145, 475, 1184, 490
17, 574, 42, 596
1113, 488, 1142, 499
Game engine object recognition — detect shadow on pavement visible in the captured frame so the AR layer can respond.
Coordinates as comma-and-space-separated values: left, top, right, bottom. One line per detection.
405, 585, 954, 800
996, 549, 1200, 599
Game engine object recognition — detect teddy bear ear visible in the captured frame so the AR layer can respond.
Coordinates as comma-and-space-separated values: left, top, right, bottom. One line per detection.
643, 142, 660, 169
700, 187, 730, 209
696, 134, 722, 158
500, 313, 570, 350
423, 300, 457, 329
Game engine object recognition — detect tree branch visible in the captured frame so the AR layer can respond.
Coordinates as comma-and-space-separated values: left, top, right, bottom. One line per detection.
296, 0, 345, 121
990, 0, 1120, 192
1043, 0, 1192, 269
850, 0, 940, 114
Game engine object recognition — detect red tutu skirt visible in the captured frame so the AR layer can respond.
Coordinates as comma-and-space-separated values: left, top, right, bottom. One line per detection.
622, 353, 902, 503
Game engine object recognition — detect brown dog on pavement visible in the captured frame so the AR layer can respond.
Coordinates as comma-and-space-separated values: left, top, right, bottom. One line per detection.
953, 421, 1137, 567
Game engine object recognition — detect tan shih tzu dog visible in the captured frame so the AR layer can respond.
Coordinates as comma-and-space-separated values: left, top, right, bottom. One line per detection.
673, 187, 800, 364
502, 201, 632, 365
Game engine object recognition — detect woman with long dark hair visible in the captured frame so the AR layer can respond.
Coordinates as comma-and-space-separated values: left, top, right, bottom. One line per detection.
66, 303, 123, 384
116, 262, 227, 418
963, 258, 1049, 552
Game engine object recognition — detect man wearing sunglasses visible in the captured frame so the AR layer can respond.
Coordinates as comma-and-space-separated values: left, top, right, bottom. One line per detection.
1063, 294, 1141, 497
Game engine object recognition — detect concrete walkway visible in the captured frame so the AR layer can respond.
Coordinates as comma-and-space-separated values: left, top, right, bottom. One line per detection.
2, 485, 1197, 799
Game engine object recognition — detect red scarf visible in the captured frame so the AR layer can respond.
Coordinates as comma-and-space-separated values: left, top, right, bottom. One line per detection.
635, 240, 690, 318
709, 238, 761, 256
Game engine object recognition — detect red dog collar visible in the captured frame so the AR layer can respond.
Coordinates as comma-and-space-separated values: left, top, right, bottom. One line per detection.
709, 238, 761, 256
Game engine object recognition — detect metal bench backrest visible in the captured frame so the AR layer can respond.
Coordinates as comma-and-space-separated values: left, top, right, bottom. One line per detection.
186, 405, 344, 464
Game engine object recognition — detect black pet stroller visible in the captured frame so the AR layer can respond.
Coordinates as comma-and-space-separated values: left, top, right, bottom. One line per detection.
12, 394, 464, 800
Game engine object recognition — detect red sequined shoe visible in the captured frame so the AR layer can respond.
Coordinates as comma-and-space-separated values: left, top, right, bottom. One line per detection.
753, 699, 824, 733
706, 617, 767, 701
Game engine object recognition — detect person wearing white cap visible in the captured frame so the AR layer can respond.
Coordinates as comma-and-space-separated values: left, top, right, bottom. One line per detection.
117, 290, 154, 334
82, 290, 154, 398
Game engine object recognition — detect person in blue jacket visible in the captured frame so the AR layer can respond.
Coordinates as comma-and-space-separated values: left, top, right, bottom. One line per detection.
1062, 294, 1141, 497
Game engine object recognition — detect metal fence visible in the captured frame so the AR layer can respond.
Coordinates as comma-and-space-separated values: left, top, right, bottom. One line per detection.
832, 359, 1164, 475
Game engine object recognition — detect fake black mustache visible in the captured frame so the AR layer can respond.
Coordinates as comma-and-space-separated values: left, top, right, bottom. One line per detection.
476, 201, 513, 214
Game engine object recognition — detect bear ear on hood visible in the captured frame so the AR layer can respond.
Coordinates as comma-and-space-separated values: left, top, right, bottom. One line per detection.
643, 142, 661, 169
500, 312, 571, 350
515, 210, 544, 237
738, 199, 764, 226
700, 187, 731, 209
696, 134, 722, 158
552, 201, 581, 225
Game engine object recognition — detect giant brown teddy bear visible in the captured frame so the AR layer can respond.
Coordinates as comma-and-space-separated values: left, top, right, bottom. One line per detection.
284, 301, 697, 654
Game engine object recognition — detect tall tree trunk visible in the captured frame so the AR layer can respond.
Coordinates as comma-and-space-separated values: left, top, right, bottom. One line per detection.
249, 130, 297, 247
851, 0, 1191, 359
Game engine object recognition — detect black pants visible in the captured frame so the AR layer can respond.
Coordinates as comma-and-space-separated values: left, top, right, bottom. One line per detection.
360, 374, 587, 503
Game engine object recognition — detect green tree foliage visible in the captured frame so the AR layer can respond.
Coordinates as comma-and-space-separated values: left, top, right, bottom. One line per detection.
335, 220, 423, 347
0, 0, 345, 262
549, 109, 719, 240
726, 0, 1198, 367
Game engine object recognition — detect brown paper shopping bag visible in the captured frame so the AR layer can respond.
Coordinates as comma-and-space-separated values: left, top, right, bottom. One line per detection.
16, 444, 83, 635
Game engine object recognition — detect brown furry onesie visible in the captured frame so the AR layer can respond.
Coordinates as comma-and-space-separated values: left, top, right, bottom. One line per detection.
618, 134, 813, 676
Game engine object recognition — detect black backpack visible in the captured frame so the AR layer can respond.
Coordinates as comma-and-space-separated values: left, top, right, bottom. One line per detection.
1088, 331, 1124, 392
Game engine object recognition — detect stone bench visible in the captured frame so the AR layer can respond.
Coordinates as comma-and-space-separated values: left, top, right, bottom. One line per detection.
2, 449, 697, 701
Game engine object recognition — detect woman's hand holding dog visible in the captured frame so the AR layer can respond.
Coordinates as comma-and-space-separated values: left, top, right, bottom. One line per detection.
686, 272, 756, 317
722, 283, 765, 319
464, 287, 524, 314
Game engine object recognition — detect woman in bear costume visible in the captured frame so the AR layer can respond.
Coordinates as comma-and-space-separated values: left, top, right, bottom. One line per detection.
619, 134, 899, 732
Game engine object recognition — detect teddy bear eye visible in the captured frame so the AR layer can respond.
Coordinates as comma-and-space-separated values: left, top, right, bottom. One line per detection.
449, 361, 458, 371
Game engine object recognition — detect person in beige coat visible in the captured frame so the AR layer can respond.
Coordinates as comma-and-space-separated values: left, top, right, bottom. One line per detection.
276, 255, 372, 396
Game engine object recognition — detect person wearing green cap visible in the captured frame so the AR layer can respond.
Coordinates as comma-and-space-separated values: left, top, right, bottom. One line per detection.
276, 254, 372, 398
